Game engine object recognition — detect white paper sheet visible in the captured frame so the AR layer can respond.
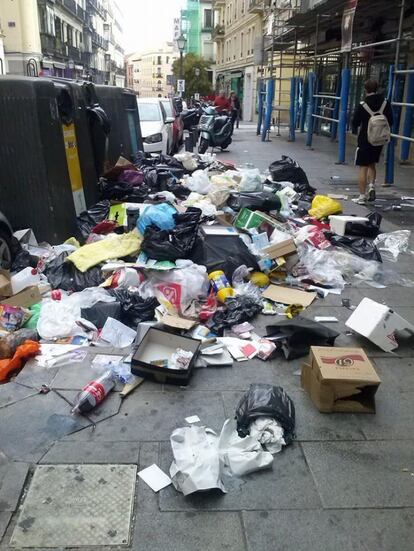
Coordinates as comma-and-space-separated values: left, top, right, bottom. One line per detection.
185, 415, 201, 424
138, 464, 172, 492
98, 317, 136, 348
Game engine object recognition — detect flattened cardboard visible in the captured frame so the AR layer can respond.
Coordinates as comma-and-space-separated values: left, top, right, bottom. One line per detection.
0, 285, 41, 308
160, 314, 197, 331
262, 285, 316, 307
301, 346, 381, 413
261, 238, 297, 259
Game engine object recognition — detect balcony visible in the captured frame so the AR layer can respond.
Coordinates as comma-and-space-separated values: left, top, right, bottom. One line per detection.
56, 0, 86, 22
212, 0, 225, 6
67, 44, 81, 61
87, 0, 107, 20
92, 31, 108, 50
40, 33, 68, 58
212, 24, 225, 41
248, 0, 266, 13
81, 51, 92, 65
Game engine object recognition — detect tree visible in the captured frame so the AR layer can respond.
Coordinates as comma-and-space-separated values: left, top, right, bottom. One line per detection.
172, 53, 213, 99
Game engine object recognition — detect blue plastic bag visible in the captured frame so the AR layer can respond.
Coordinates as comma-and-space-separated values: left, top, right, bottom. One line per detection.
137, 203, 177, 234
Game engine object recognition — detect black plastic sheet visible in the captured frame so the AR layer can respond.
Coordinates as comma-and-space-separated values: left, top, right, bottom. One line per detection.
328, 234, 382, 262
209, 295, 262, 335
81, 301, 122, 329
343, 212, 382, 238
265, 317, 339, 360
77, 201, 110, 238
44, 252, 104, 292
227, 191, 281, 212
236, 383, 296, 444
269, 156, 315, 194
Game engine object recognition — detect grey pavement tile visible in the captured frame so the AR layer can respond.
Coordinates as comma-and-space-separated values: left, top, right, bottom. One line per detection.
0, 462, 29, 512
356, 286, 414, 308
136, 442, 160, 513
243, 509, 414, 551
14, 359, 60, 390
0, 392, 90, 462
302, 441, 414, 508
61, 390, 226, 442
40, 440, 139, 464
222, 390, 365, 442
0, 383, 36, 409
371, 357, 414, 391
132, 512, 246, 551
56, 389, 122, 424
0, 512, 11, 543
159, 441, 321, 511
358, 391, 414, 440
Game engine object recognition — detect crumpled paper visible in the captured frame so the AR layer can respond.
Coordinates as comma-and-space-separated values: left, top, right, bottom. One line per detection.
249, 417, 286, 454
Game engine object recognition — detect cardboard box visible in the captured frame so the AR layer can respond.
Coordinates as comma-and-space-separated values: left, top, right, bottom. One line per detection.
234, 208, 278, 230
0, 286, 41, 308
262, 285, 316, 307
345, 297, 414, 352
261, 238, 297, 260
131, 328, 200, 385
0, 270, 12, 298
301, 346, 381, 413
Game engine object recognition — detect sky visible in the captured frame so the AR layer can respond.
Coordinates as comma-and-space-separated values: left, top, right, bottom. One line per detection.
117, 0, 186, 55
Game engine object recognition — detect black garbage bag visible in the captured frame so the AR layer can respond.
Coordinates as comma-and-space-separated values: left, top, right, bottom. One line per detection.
77, 201, 110, 238
11, 250, 35, 272
328, 234, 382, 262
265, 317, 339, 360
141, 208, 202, 261
98, 178, 151, 202
227, 191, 281, 213
109, 289, 159, 328
236, 383, 296, 444
81, 301, 122, 329
210, 295, 262, 335
189, 234, 259, 280
342, 212, 382, 238
44, 251, 104, 291
269, 156, 315, 194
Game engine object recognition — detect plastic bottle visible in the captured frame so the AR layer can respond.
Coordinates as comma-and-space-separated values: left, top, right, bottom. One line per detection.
71, 371, 115, 414
11, 267, 41, 295
208, 270, 234, 303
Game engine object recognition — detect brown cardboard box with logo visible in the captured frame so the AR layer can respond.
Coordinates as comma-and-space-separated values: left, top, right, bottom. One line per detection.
301, 346, 381, 413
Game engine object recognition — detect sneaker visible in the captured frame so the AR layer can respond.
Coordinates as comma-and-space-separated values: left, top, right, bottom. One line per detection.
367, 184, 376, 202
352, 194, 367, 205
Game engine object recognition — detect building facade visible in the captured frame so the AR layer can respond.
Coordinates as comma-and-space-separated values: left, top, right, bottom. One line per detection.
0, 0, 125, 84
125, 44, 178, 98
213, 0, 264, 121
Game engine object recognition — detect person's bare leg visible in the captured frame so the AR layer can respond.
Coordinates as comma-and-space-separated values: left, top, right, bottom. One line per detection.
359, 166, 368, 194
367, 164, 376, 185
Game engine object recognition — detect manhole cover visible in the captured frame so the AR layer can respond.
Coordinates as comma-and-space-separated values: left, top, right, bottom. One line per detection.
10, 464, 137, 547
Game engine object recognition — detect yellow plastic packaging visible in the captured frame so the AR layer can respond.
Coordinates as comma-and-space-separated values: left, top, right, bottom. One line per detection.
249, 271, 270, 288
308, 195, 342, 220
208, 270, 234, 303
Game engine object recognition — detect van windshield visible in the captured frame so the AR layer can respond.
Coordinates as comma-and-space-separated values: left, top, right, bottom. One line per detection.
138, 103, 161, 121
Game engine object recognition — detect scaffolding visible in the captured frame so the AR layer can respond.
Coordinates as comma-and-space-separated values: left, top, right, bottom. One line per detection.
257, 0, 414, 184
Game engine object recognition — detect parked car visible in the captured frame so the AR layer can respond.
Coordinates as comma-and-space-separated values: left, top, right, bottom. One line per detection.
137, 98, 172, 155
160, 98, 184, 154
0, 211, 14, 269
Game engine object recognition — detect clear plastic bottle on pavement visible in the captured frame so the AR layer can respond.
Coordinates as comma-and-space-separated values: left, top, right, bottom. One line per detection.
71, 370, 115, 414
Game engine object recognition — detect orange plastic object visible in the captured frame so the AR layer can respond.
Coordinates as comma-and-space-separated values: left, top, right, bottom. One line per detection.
0, 340, 41, 383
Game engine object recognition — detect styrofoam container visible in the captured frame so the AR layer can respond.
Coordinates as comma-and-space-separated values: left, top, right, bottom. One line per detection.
329, 215, 369, 236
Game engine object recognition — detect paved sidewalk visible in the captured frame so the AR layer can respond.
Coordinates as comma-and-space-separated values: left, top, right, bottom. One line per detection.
1, 127, 414, 551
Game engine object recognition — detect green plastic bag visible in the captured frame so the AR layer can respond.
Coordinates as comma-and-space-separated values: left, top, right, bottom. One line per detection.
23, 303, 42, 330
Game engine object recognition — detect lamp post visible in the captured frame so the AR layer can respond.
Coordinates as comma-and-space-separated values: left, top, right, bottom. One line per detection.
176, 33, 187, 82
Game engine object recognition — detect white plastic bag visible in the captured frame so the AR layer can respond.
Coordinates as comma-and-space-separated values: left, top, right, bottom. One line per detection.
374, 230, 411, 262
238, 168, 263, 192
218, 419, 273, 477
249, 417, 285, 454
37, 298, 81, 339
169, 425, 225, 495
174, 152, 198, 171
183, 170, 211, 194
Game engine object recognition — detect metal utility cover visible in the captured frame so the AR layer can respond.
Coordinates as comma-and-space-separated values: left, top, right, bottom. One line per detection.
10, 464, 137, 548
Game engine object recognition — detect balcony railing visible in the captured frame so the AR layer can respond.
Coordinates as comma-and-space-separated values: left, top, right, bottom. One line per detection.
87, 0, 107, 20
248, 0, 266, 13
92, 31, 108, 50
67, 44, 81, 61
56, 0, 86, 22
40, 33, 67, 57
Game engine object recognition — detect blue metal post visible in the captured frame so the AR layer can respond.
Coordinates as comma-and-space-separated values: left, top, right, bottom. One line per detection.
300, 76, 308, 133
385, 65, 404, 184
289, 77, 297, 141
338, 68, 351, 163
261, 78, 275, 142
306, 72, 316, 147
295, 78, 302, 129
256, 80, 265, 136
401, 69, 414, 162
331, 74, 341, 140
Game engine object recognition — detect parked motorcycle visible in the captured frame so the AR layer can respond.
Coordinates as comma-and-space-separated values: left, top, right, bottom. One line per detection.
198, 106, 233, 154
181, 101, 204, 131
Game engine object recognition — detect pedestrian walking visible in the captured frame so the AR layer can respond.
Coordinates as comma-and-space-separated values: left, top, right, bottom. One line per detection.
214, 90, 231, 113
229, 91, 241, 129
352, 79, 393, 204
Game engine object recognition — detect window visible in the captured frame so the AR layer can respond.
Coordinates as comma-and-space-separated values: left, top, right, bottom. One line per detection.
55, 17, 62, 41
251, 25, 255, 53
45, 6, 55, 35
204, 9, 212, 29
166, 56, 169, 64
157, 55, 162, 65
234, 0, 238, 19
240, 32, 244, 58
137, 102, 161, 121
241, 0, 245, 14
233, 36, 236, 60
67, 26, 73, 45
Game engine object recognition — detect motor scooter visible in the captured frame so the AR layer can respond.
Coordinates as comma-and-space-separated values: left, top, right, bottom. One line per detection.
198, 106, 233, 153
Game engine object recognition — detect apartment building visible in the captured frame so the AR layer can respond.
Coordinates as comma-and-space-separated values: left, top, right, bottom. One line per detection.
213, 0, 264, 121
126, 44, 178, 98
0, 0, 125, 84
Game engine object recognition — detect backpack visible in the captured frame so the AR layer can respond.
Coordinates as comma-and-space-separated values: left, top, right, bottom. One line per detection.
362, 100, 391, 146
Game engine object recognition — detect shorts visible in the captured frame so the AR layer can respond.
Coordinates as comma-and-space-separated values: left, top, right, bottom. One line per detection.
355, 144, 383, 166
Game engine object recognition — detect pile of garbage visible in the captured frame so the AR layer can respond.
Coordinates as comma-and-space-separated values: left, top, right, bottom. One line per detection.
1, 151, 414, 495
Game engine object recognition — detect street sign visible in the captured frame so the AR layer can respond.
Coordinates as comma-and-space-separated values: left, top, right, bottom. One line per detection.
194, 93, 200, 100
177, 79, 185, 92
